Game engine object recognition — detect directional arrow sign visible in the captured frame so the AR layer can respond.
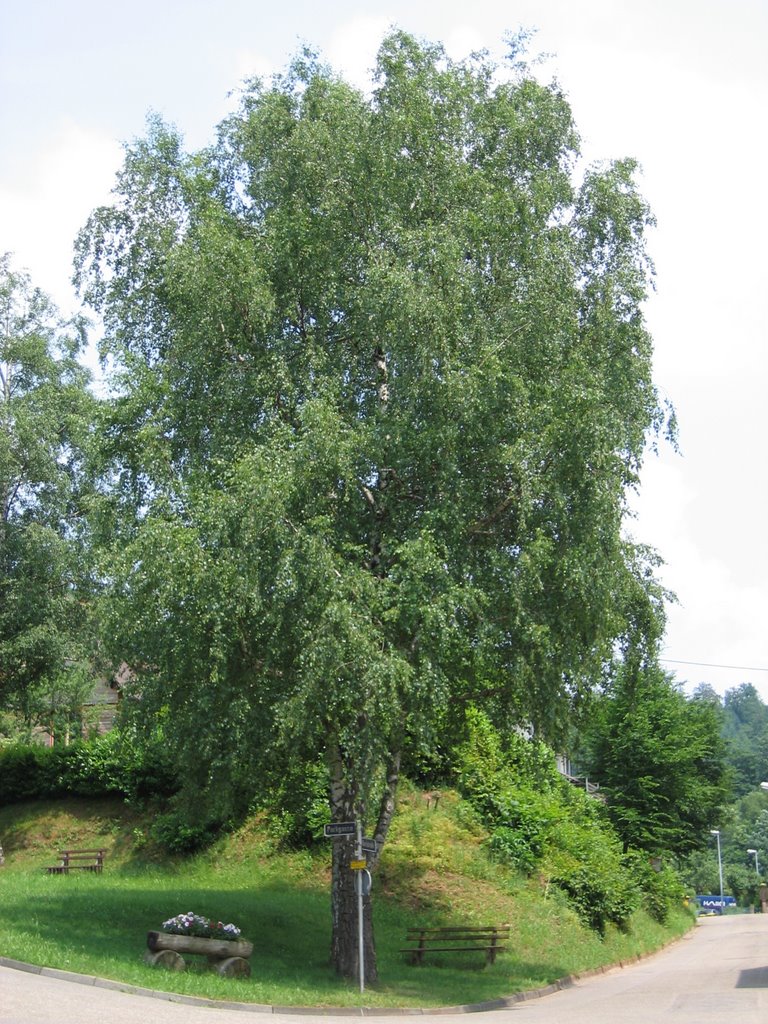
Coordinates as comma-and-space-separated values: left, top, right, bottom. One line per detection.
324, 822, 356, 837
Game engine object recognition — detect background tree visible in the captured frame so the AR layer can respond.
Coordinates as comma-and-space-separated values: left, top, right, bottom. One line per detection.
721, 683, 768, 796
0, 254, 95, 738
76, 32, 672, 980
581, 664, 729, 856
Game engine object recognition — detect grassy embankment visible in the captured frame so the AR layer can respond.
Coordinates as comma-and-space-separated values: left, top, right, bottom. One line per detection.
0, 785, 695, 1008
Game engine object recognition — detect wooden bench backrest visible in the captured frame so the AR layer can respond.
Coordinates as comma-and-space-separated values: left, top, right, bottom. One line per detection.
406, 925, 509, 938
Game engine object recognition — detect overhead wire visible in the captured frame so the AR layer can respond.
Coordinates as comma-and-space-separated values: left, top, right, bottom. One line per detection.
660, 658, 768, 674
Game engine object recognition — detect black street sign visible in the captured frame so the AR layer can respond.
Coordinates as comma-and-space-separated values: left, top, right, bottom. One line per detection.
324, 822, 356, 837
361, 837, 379, 854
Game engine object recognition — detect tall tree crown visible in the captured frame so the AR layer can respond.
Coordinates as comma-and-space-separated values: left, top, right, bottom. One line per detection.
75, 31, 670, 781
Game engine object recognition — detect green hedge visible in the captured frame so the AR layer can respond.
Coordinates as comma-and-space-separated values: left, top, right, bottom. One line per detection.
0, 732, 178, 806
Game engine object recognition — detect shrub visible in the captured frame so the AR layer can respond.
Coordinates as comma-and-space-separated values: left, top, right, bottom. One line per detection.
0, 745, 62, 804
451, 708, 653, 935
547, 817, 641, 935
258, 756, 333, 847
150, 811, 220, 854
623, 850, 686, 923
484, 789, 563, 873
0, 732, 179, 806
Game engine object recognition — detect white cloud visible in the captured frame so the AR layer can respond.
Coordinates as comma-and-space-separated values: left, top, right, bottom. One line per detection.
326, 15, 392, 90
0, 120, 122, 317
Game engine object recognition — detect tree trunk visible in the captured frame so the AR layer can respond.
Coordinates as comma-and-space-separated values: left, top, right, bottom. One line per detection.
369, 750, 400, 872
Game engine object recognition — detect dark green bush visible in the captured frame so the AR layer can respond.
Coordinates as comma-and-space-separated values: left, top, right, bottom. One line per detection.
623, 850, 686, 923
256, 756, 333, 848
552, 861, 640, 935
453, 707, 565, 872
484, 788, 562, 872
547, 814, 642, 935
0, 732, 178, 806
0, 745, 62, 804
150, 811, 220, 853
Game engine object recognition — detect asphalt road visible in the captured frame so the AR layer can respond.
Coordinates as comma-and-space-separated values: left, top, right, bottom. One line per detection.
1, 915, 766, 1024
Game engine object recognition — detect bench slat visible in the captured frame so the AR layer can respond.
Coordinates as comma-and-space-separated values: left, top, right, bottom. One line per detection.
405, 937, 501, 942
406, 927, 508, 937
401, 945, 508, 954
407, 925, 508, 933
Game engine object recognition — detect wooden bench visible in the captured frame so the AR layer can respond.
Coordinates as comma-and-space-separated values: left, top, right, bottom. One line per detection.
402, 924, 510, 965
46, 848, 105, 874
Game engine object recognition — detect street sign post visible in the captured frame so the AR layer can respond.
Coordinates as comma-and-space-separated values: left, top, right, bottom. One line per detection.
356, 818, 364, 994
323, 822, 356, 837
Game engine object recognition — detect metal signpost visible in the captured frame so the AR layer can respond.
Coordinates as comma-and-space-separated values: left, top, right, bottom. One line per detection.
356, 819, 364, 994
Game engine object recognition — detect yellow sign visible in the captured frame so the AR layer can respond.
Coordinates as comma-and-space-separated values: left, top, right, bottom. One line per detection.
350, 859, 367, 870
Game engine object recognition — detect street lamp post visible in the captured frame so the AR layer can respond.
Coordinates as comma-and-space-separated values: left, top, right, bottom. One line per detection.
710, 830, 724, 908
748, 848, 760, 878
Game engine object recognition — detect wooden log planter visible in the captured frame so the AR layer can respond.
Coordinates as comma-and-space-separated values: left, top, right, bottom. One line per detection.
145, 931, 254, 977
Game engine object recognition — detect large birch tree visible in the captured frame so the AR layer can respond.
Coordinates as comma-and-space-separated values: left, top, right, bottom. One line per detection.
76, 32, 671, 980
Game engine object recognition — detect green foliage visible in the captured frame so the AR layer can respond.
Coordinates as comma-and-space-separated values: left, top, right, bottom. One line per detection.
0, 744, 56, 803
484, 790, 562, 873
75, 30, 670, 798
622, 851, 685, 924
149, 811, 220, 854
0, 732, 178, 807
0, 661, 98, 746
451, 708, 684, 932
454, 708, 563, 871
673, 686, 768, 905
721, 684, 768, 797
544, 796, 640, 934
552, 864, 638, 936
456, 706, 562, 795
0, 255, 96, 719
257, 756, 332, 847
580, 663, 729, 856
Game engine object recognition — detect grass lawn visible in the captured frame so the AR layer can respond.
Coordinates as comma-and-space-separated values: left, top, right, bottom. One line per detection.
0, 793, 696, 1008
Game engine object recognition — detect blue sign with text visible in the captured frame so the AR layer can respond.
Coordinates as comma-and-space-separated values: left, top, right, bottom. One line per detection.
695, 895, 736, 911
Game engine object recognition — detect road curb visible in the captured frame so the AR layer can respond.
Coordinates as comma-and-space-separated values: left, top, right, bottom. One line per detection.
0, 930, 692, 1016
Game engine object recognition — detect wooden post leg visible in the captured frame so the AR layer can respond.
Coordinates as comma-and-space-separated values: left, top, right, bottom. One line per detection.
216, 956, 251, 978
145, 949, 186, 971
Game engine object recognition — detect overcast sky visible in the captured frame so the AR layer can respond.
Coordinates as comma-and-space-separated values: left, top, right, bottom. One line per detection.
2, 0, 767, 701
